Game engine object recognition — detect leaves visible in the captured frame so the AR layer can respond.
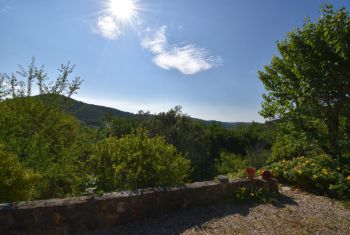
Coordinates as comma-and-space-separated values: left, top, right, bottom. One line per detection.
87, 129, 191, 192
259, 5, 350, 156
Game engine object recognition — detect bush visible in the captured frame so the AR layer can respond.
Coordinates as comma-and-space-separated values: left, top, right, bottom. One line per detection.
234, 185, 277, 203
87, 129, 191, 192
271, 122, 324, 161
0, 98, 83, 199
269, 154, 350, 200
0, 145, 38, 203
215, 152, 248, 176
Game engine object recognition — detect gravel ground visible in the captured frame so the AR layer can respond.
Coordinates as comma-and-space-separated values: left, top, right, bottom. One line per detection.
87, 187, 350, 235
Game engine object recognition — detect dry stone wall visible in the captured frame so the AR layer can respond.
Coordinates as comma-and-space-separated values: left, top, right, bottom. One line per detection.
0, 177, 278, 235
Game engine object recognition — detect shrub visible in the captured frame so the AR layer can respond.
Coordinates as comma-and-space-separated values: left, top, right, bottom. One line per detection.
234, 185, 277, 203
0, 145, 38, 203
0, 98, 84, 199
269, 154, 350, 200
87, 129, 191, 192
215, 152, 248, 176
271, 122, 324, 161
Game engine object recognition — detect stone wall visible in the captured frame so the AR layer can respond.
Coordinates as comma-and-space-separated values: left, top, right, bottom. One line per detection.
0, 177, 278, 235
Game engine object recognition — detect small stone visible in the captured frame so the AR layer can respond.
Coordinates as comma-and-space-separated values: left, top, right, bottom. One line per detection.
281, 186, 291, 191
217, 175, 229, 183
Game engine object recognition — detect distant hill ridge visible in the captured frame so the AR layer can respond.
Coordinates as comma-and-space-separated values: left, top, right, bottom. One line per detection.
36, 95, 248, 128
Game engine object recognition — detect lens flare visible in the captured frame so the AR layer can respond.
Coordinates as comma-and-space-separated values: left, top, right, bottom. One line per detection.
108, 0, 137, 21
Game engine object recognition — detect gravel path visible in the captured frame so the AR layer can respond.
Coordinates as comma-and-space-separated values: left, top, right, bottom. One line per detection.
87, 187, 350, 235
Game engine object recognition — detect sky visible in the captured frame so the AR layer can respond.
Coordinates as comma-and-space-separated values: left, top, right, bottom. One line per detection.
1, 0, 349, 122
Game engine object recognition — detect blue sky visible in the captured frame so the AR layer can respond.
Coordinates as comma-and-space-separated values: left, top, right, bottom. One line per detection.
1, 0, 349, 122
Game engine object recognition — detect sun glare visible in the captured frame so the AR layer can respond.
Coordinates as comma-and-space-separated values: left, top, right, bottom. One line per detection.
109, 0, 137, 21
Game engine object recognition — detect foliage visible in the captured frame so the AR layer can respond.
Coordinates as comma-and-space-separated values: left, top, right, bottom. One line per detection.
87, 129, 191, 192
0, 97, 85, 199
103, 115, 139, 138
0, 59, 278, 203
271, 122, 324, 161
0, 145, 38, 203
269, 154, 350, 200
234, 185, 277, 203
234, 122, 275, 168
215, 152, 248, 176
0, 57, 81, 100
142, 106, 213, 181
104, 106, 276, 181
259, 5, 350, 157
0, 59, 86, 200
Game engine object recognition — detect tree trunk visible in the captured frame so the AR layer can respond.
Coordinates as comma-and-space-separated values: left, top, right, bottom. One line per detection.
327, 111, 340, 158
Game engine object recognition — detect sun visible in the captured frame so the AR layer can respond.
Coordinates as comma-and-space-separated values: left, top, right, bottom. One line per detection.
108, 0, 137, 21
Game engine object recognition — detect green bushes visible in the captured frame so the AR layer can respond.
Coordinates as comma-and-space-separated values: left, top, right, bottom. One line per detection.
0, 145, 38, 203
234, 185, 277, 203
0, 98, 84, 199
270, 154, 350, 200
215, 152, 248, 177
87, 129, 191, 192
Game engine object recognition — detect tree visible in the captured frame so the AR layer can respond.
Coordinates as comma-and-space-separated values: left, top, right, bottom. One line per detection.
0, 144, 38, 203
234, 122, 275, 167
87, 129, 190, 192
259, 5, 350, 157
0, 59, 84, 199
144, 106, 212, 181
0, 57, 82, 101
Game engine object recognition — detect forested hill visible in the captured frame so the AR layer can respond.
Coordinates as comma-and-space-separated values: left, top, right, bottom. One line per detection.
60, 96, 135, 127
43, 95, 248, 128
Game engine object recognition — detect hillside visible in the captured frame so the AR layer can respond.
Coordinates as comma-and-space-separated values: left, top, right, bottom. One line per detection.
62, 97, 135, 127
47, 95, 248, 128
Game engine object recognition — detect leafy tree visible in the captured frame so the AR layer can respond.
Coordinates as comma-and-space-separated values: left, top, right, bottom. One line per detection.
271, 122, 324, 161
143, 106, 212, 181
0, 97, 85, 198
87, 129, 191, 192
0, 57, 81, 100
102, 115, 139, 138
0, 145, 38, 203
215, 152, 248, 176
259, 5, 350, 157
234, 122, 275, 167
0, 59, 84, 199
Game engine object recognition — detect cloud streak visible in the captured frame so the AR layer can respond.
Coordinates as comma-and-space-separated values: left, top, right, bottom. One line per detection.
141, 26, 222, 75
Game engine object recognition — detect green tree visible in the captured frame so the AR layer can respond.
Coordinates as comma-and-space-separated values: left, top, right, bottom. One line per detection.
0, 59, 85, 199
234, 122, 275, 167
144, 106, 212, 181
87, 129, 191, 192
271, 122, 324, 161
0, 57, 81, 100
0, 145, 38, 203
215, 152, 248, 176
259, 5, 350, 157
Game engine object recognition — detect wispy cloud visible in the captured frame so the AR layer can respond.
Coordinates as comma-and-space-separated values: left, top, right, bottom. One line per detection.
141, 26, 223, 75
94, 15, 122, 40
1, 5, 11, 13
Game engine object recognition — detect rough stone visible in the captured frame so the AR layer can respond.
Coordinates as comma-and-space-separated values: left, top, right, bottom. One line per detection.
0, 177, 278, 235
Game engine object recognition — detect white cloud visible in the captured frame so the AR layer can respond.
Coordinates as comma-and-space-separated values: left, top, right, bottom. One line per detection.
141, 26, 167, 53
95, 15, 121, 40
141, 26, 222, 75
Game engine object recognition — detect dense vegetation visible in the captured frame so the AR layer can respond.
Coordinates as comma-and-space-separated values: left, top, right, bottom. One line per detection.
0, 59, 273, 202
260, 5, 350, 200
1, 4, 349, 203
